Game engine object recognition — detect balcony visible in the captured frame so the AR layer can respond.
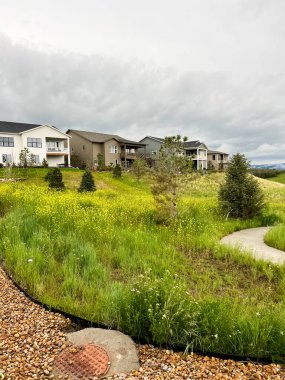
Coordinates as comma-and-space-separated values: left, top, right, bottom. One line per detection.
46, 147, 68, 155
121, 151, 137, 160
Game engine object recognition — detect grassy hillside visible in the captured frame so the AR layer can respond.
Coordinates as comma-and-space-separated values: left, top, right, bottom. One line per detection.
1, 168, 285, 360
268, 172, 285, 185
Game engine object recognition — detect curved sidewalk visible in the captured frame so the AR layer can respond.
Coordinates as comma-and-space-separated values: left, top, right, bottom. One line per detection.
221, 227, 285, 265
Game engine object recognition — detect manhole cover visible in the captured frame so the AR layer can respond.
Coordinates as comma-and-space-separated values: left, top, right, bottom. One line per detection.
54, 343, 110, 379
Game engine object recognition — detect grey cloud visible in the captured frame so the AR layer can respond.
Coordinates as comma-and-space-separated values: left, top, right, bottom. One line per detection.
0, 34, 285, 163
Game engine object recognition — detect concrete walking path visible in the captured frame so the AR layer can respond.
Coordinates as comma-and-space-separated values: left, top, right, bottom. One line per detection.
221, 227, 285, 265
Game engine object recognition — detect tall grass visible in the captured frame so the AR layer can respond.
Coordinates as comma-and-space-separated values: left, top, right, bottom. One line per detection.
264, 225, 285, 252
1, 170, 285, 360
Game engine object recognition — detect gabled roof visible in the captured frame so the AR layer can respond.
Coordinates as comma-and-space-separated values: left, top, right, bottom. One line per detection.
141, 136, 208, 149
140, 136, 165, 143
0, 121, 69, 137
0, 121, 43, 134
184, 140, 208, 149
67, 129, 146, 147
208, 149, 229, 155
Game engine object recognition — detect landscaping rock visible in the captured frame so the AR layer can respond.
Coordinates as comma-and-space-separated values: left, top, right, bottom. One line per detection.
66, 328, 139, 377
1, 267, 285, 379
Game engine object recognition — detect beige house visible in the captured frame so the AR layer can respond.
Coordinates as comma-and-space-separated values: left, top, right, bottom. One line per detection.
207, 150, 229, 171
67, 129, 146, 169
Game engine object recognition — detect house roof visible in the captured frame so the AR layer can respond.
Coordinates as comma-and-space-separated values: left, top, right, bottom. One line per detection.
67, 129, 146, 147
0, 121, 44, 134
0, 121, 70, 138
208, 149, 229, 155
139, 136, 165, 143
184, 140, 208, 149
140, 136, 207, 149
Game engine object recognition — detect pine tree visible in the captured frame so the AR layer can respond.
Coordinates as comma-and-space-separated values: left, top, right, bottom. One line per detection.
78, 170, 96, 192
48, 168, 65, 191
219, 153, 264, 219
113, 164, 122, 178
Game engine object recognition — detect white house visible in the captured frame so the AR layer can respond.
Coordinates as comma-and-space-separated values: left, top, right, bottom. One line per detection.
0, 121, 70, 167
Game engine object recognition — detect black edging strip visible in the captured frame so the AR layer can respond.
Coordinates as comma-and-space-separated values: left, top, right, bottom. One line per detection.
2, 265, 281, 365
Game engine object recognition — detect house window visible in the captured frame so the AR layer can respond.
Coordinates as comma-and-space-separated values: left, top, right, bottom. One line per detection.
82, 145, 85, 150
213, 155, 216, 160
0, 137, 14, 147
2, 154, 12, 163
32, 154, 40, 164
27, 137, 42, 148
109, 145, 118, 154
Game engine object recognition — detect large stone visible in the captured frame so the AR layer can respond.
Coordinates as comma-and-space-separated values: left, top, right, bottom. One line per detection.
66, 328, 139, 376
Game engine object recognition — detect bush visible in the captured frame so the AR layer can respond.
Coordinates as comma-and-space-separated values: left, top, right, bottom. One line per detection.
219, 153, 264, 219
113, 164, 122, 178
47, 168, 65, 191
71, 154, 86, 170
97, 153, 105, 172
78, 170, 96, 192
42, 158, 49, 168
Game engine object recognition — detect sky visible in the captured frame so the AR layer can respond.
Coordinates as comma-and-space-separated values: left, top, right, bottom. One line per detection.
0, 0, 285, 164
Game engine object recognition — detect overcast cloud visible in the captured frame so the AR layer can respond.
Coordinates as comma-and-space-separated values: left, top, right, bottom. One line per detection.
0, 0, 285, 163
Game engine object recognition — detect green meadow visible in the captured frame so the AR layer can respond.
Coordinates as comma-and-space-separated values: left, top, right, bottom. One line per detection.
1, 168, 285, 361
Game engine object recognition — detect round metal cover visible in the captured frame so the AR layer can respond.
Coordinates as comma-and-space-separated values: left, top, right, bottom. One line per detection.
54, 343, 110, 379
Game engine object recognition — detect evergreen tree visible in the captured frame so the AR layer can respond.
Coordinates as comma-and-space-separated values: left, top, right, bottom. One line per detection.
151, 135, 193, 224
219, 153, 264, 219
78, 170, 96, 192
48, 168, 65, 191
113, 164, 122, 178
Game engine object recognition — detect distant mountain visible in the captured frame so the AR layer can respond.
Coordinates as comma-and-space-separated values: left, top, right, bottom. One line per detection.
251, 163, 285, 170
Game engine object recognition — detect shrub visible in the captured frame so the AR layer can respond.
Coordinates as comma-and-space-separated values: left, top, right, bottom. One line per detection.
78, 170, 96, 192
113, 164, 122, 178
219, 153, 264, 219
47, 168, 65, 191
42, 158, 49, 168
71, 153, 86, 170
97, 153, 105, 172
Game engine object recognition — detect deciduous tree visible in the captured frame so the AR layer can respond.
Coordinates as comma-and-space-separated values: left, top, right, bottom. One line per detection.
151, 135, 192, 224
131, 156, 148, 182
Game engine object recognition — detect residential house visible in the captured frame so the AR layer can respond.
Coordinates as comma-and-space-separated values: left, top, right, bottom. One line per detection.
66, 129, 146, 169
207, 150, 229, 171
184, 140, 208, 170
138, 136, 164, 162
0, 121, 70, 167
139, 136, 208, 170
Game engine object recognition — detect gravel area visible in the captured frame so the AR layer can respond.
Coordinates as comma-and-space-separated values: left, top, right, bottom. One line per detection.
1, 267, 285, 380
